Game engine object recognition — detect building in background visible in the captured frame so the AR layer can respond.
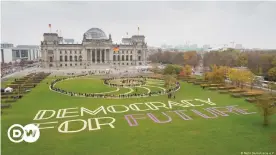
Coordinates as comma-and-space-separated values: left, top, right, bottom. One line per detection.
235, 44, 243, 50
1, 43, 14, 63
12, 45, 40, 61
1, 43, 41, 63
1, 43, 13, 49
41, 27, 148, 68
202, 44, 211, 51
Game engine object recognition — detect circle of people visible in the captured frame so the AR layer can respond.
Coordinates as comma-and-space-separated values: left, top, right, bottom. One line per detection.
50, 75, 180, 99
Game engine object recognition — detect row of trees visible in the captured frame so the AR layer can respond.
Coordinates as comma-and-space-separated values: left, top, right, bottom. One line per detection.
159, 64, 275, 126
204, 65, 255, 89
148, 51, 201, 67
203, 49, 276, 81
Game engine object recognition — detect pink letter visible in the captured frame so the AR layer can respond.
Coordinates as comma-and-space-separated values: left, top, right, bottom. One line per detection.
191, 109, 218, 119
147, 112, 172, 123
124, 114, 147, 127
172, 110, 193, 120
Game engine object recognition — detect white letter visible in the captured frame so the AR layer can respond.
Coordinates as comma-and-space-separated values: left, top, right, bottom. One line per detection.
129, 103, 150, 111
167, 100, 189, 109
88, 117, 115, 131
58, 119, 87, 133
181, 100, 203, 107
56, 107, 79, 119
13, 130, 21, 138
80, 106, 107, 116
194, 98, 216, 105
107, 105, 129, 113
33, 110, 56, 120
145, 102, 169, 110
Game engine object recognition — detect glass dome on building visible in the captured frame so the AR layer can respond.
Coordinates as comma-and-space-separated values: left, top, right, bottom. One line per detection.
84, 28, 108, 40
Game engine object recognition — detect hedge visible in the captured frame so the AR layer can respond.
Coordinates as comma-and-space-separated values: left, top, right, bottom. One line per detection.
219, 90, 229, 94
208, 87, 218, 90
231, 93, 243, 98
242, 92, 263, 97
245, 98, 257, 103
229, 89, 246, 93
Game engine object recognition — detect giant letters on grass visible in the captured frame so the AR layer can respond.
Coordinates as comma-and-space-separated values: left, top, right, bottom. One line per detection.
32, 98, 257, 134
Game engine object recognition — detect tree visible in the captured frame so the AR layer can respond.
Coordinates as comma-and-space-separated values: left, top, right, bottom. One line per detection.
271, 57, 276, 67
228, 68, 254, 89
255, 95, 276, 126
163, 64, 182, 75
183, 51, 200, 67
268, 67, 276, 81
268, 82, 276, 94
237, 53, 248, 67
179, 65, 192, 77
239, 70, 254, 89
228, 68, 240, 87
164, 75, 177, 89
208, 65, 227, 83
258, 66, 263, 75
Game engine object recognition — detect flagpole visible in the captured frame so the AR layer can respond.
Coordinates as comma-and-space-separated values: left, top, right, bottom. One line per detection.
49, 24, 52, 33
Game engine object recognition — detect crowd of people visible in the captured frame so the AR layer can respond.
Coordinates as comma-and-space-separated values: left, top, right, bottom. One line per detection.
103, 77, 147, 87
50, 76, 180, 99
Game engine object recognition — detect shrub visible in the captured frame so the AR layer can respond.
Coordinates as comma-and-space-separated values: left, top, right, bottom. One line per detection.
231, 93, 242, 98
245, 97, 257, 103
218, 86, 236, 90
229, 89, 246, 93
208, 87, 217, 90
219, 90, 229, 94
242, 92, 263, 97
210, 84, 223, 87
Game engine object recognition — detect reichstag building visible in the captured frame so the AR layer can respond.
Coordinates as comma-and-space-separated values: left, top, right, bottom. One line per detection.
40, 28, 148, 68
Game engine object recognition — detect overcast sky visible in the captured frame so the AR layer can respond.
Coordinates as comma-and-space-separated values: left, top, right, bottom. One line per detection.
1, 1, 276, 49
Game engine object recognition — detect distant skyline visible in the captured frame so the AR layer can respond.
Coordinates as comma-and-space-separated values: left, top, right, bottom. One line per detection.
1, 1, 276, 49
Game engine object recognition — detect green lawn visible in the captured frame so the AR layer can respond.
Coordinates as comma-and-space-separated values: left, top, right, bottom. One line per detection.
55, 78, 117, 93
1, 76, 276, 155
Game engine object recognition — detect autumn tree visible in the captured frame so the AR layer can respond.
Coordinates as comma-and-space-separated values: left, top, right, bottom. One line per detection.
183, 51, 200, 67
268, 67, 276, 81
204, 65, 227, 83
239, 70, 254, 89
163, 64, 182, 75
228, 68, 255, 89
179, 65, 192, 77
268, 82, 276, 94
228, 68, 241, 87
255, 95, 276, 126
271, 57, 276, 67
237, 53, 248, 67
164, 75, 177, 89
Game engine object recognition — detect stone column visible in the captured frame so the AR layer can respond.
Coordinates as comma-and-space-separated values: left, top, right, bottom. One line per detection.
108, 49, 111, 64
92, 49, 94, 64
102, 49, 105, 63
99, 49, 102, 64
91, 49, 93, 64
95, 48, 97, 64
105, 49, 108, 64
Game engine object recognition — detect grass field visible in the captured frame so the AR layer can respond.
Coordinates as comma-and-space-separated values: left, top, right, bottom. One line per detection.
1, 76, 276, 155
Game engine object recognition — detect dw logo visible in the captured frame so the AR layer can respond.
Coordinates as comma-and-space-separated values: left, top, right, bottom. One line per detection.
7, 124, 40, 143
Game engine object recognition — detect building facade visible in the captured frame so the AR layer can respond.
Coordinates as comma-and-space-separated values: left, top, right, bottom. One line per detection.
1, 43, 41, 63
1, 43, 14, 63
40, 28, 148, 68
12, 45, 40, 61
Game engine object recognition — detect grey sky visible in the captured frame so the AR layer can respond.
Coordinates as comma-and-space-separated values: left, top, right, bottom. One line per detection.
1, 1, 276, 48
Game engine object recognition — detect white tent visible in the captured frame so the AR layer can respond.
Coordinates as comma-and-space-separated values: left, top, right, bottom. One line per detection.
4, 87, 13, 93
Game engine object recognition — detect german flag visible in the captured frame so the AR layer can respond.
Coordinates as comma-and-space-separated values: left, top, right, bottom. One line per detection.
113, 45, 119, 52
